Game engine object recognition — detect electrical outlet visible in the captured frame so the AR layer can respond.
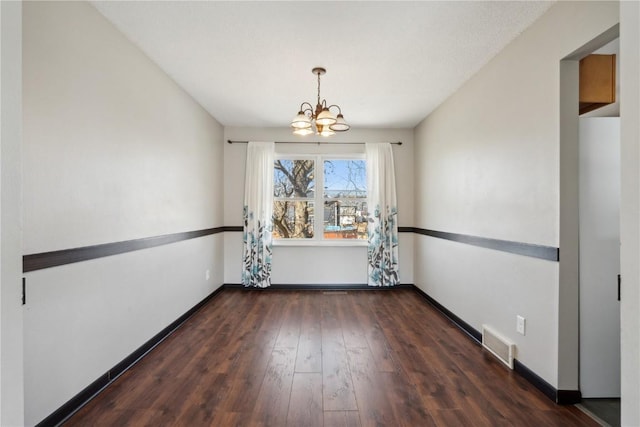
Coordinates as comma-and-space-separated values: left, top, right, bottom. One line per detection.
205, 269, 210, 281
517, 315, 526, 335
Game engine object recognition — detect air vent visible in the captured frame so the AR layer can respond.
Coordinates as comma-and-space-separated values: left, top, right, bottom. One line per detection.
482, 325, 515, 369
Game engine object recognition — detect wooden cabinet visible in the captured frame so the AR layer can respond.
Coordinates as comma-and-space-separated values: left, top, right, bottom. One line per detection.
579, 54, 616, 115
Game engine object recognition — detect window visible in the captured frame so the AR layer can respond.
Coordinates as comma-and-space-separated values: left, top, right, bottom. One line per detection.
273, 155, 367, 244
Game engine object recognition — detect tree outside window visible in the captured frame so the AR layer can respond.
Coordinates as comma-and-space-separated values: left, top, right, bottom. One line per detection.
273, 159, 315, 239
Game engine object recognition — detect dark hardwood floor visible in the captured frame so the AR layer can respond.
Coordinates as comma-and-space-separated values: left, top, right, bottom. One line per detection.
65, 289, 597, 426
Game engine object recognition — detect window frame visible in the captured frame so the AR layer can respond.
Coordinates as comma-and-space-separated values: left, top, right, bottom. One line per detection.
273, 152, 368, 247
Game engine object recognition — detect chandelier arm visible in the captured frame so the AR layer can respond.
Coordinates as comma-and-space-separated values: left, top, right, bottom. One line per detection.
326, 104, 343, 114
299, 102, 314, 115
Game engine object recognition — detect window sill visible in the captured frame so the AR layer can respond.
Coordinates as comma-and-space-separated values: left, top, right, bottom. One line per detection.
273, 239, 368, 247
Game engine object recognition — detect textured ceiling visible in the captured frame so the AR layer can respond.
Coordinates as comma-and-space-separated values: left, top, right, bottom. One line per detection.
91, 1, 554, 129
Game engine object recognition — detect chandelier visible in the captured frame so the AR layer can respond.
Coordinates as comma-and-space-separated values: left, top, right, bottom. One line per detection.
290, 67, 350, 137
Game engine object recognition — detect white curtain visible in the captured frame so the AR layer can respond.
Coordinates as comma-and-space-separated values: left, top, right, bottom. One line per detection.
366, 143, 400, 287
242, 141, 275, 288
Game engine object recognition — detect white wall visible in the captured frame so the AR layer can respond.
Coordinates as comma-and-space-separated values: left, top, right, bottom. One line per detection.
0, 1, 25, 425
22, 2, 224, 424
619, 1, 640, 424
224, 127, 414, 285
413, 1, 618, 389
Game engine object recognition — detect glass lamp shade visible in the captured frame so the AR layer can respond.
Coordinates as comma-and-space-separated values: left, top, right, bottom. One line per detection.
316, 108, 337, 126
318, 125, 335, 137
329, 114, 350, 132
291, 111, 312, 129
293, 127, 314, 136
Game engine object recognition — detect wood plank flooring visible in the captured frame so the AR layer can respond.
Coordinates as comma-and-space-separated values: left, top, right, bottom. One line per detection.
65, 289, 597, 426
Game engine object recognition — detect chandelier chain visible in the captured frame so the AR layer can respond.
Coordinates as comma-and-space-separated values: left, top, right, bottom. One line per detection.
316, 71, 321, 108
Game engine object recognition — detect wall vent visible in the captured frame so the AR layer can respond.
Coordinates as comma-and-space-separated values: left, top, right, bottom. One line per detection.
482, 325, 515, 369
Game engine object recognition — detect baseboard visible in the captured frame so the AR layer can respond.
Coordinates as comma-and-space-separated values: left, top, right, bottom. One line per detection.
412, 285, 581, 406
512, 359, 557, 402
556, 389, 582, 405
223, 283, 415, 290
36, 285, 226, 427
513, 360, 581, 404
410, 285, 482, 344
35, 374, 110, 427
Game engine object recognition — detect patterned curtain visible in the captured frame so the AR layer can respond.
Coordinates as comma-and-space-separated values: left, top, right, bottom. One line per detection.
366, 143, 399, 287
242, 141, 275, 288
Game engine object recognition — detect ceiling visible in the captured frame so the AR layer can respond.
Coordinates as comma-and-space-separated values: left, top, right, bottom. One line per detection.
91, 1, 554, 130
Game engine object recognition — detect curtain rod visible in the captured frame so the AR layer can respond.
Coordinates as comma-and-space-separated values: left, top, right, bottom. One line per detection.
227, 139, 402, 146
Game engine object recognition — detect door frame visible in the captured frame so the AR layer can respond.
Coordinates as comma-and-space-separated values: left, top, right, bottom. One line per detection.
558, 24, 619, 393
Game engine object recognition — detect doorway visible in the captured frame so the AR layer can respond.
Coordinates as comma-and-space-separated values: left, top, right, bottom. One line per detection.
578, 116, 621, 426
559, 26, 621, 427
577, 38, 621, 427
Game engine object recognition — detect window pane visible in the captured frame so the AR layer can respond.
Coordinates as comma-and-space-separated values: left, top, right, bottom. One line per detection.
274, 159, 315, 198
323, 160, 366, 199
323, 159, 367, 239
323, 200, 368, 240
273, 201, 314, 239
